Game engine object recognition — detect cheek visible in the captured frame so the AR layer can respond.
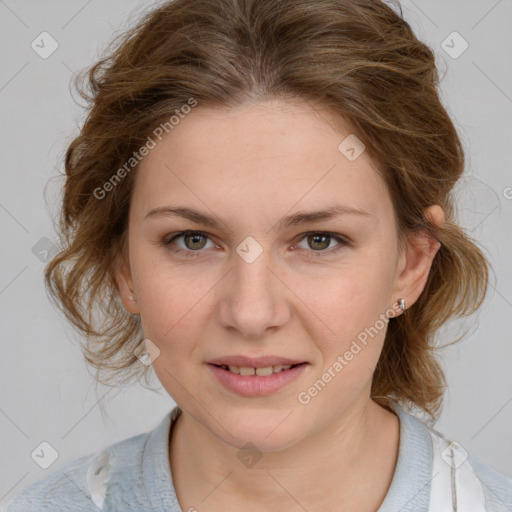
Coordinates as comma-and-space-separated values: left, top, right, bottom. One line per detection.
294, 263, 391, 345
297, 274, 391, 405
133, 256, 216, 356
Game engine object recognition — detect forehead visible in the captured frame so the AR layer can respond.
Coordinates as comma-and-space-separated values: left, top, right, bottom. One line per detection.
132, 99, 392, 226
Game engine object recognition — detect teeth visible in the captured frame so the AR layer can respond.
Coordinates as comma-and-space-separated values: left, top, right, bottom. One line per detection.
220, 364, 294, 375
256, 366, 274, 376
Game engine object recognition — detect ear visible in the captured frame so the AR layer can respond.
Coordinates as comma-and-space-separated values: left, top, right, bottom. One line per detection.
113, 240, 140, 315
392, 205, 444, 313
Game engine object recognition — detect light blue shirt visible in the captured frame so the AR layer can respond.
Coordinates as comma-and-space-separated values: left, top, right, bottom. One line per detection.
3, 401, 511, 511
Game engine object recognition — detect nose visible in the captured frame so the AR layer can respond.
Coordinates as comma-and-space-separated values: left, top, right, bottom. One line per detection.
216, 247, 291, 339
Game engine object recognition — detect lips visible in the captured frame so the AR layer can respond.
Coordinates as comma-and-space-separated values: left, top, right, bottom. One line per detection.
207, 360, 309, 396
207, 355, 306, 368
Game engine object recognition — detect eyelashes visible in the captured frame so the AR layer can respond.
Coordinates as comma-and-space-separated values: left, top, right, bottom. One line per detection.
164, 230, 216, 257
163, 230, 350, 260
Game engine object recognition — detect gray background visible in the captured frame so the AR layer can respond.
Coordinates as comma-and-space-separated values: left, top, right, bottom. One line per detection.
0, 0, 511, 506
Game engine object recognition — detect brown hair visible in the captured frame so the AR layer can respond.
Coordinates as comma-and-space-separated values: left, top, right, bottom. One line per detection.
45, 0, 489, 421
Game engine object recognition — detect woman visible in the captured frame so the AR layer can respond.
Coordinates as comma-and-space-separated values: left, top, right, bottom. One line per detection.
4, 0, 511, 510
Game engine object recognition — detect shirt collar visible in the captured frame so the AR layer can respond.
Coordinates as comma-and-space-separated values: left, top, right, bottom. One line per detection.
377, 400, 433, 511
142, 401, 433, 511
142, 405, 182, 511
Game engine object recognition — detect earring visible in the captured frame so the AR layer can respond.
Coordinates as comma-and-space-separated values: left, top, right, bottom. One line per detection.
120, 274, 136, 301
397, 297, 406, 312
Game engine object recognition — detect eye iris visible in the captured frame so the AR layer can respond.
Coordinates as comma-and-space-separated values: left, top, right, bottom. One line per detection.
308, 233, 330, 250
185, 233, 207, 250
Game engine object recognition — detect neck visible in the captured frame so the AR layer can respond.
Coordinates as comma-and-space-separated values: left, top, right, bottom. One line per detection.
169, 397, 399, 510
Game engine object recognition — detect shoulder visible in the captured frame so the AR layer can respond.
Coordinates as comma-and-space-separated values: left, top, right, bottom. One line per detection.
387, 402, 512, 511
428, 426, 512, 511
1, 430, 150, 512
466, 450, 512, 510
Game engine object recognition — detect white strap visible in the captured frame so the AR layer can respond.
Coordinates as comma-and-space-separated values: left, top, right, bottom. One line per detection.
428, 430, 487, 511
86, 451, 113, 511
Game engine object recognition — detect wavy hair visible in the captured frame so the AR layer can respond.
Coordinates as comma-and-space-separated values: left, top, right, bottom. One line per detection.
45, 0, 490, 421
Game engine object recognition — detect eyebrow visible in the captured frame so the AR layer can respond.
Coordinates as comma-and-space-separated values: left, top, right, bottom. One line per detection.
144, 204, 371, 232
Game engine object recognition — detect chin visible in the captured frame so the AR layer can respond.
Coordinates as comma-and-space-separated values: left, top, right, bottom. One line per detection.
210, 408, 304, 453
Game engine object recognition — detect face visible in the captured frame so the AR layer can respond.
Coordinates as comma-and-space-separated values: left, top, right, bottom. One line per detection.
117, 98, 441, 452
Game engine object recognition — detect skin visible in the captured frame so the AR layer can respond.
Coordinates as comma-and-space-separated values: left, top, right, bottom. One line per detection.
115, 98, 444, 511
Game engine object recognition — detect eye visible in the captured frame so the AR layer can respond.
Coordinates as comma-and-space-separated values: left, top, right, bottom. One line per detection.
163, 230, 350, 259
164, 230, 217, 257
294, 231, 349, 257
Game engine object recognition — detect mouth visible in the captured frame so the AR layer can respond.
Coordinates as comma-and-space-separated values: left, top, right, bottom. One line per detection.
206, 362, 309, 397
209, 362, 307, 376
